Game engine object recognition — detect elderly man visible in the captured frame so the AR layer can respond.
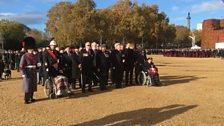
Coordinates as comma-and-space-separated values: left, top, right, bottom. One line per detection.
96, 44, 110, 90
111, 43, 124, 88
91, 42, 99, 86
80, 42, 94, 93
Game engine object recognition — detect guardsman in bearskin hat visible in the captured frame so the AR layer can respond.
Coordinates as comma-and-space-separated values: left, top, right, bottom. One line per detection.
19, 37, 37, 104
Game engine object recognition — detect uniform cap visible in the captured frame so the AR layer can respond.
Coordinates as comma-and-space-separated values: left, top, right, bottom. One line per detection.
49, 40, 57, 46
22, 37, 36, 49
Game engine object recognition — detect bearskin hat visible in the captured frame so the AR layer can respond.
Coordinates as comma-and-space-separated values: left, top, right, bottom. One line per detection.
22, 37, 36, 49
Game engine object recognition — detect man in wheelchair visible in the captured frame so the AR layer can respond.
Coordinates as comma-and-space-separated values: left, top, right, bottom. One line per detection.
43, 40, 71, 98
143, 57, 162, 86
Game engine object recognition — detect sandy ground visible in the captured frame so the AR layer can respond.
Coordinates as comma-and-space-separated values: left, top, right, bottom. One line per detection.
0, 55, 224, 126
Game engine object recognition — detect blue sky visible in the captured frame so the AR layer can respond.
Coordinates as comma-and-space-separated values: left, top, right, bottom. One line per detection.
0, 0, 224, 31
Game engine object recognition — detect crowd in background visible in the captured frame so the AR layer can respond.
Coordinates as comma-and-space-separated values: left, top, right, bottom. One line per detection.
147, 49, 224, 58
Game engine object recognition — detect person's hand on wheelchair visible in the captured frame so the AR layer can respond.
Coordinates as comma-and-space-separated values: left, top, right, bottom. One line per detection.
59, 70, 63, 74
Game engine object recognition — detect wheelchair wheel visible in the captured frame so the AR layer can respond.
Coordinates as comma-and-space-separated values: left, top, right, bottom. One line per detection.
44, 79, 51, 97
138, 71, 147, 85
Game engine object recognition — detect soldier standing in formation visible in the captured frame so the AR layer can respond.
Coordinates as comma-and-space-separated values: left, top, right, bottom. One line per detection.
19, 37, 37, 104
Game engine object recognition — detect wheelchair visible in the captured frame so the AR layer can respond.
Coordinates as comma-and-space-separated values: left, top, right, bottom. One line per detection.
44, 77, 57, 99
137, 68, 161, 86
44, 75, 71, 99
137, 71, 153, 86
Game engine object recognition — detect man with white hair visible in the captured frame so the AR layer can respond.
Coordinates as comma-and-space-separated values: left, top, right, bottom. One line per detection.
91, 42, 99, 86
110, 43, 124, 88
110, 43, 120, 85
80, 42, 94, 93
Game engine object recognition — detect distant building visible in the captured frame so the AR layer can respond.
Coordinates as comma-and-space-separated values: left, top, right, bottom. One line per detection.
196, 23, 202, 30
202, 19, 224, 49
186, 12, 191, 30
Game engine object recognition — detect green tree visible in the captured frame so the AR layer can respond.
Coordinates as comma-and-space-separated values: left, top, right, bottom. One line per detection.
175, 26, 190, 48
45, 0, 176, 49
0, 20, 29, 50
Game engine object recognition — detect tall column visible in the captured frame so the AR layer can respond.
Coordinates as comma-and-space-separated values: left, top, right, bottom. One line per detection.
187, 12, 191, 30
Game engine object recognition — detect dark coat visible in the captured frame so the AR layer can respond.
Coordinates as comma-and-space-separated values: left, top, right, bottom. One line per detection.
96, 51, 110, 75
43, 49, 60, 77
80, 49, 94, 76
134, 49, 147, 72
19, 53, 37, 93
72, 52, 81, 79
111, 50, 124, 70
124, 48, 134, 70
63, 52, 73, 78
64, 52, 81, 79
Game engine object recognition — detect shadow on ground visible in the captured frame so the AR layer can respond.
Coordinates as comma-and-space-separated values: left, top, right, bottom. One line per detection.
160, 75, 205, 86
35, 75, 205, 102
72, 104, 197, 126
67, 86, 116, 99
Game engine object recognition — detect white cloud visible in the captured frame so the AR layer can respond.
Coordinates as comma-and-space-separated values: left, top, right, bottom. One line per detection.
0, 12, 46, 25
191, 0, 224, 13
171, 6, 179, 11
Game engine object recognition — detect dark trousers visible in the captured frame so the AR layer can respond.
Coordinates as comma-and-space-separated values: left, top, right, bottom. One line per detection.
24, 92, 34, 102
43, 71, 49, 86
92, 72, 99, 86
115, 68, 123, 88
134, 65, 142, 85
99, 74, 108, 90
81, 74, 92, 92
111, 68, 116, 84
15, 63, 19, 71
69, 78, 77, 89
125, 67, 133, 86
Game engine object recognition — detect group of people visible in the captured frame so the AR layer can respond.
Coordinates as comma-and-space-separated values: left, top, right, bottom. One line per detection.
18, 37, 154, 104
147, 49, 224, 58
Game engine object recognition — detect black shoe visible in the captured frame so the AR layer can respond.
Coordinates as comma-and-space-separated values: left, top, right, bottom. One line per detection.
30, 99, 36, 102
88, 89, 93, 92
101, 88, 108, 91
115, 85, 122, 89
24, 101, 29, 104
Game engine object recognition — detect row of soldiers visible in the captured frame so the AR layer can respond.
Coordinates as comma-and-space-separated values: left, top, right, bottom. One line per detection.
0, 49, 26, 79
32, 40, 147, 93
0, 50, 24, 71
147, 49, 224, 58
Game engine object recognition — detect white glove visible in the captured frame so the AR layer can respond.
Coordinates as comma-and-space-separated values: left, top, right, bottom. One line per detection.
37, 63, 41, 67
22, 75, 26, 78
